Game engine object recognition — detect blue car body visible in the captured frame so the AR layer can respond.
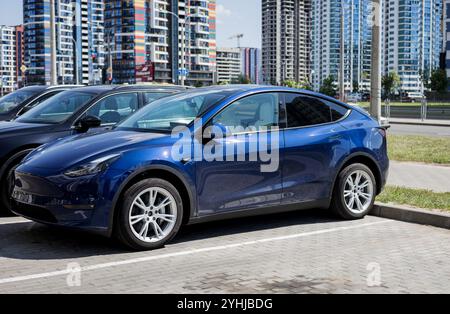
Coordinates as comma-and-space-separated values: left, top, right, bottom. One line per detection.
12, 86, 389, 236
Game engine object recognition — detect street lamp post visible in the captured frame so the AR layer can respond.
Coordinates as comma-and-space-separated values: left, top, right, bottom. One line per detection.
70, 37, 79, 85
106, 33, 115, 84
50, 0, 58, 85
163, 10, 192, 86
339, 2, 345, 102
370, 0, 382, 122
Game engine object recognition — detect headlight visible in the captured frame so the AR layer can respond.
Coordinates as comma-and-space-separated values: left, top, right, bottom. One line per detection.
64, 154, 121, 178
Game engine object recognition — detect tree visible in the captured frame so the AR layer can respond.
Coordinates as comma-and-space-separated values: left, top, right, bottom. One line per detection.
381, 72, 400, 99
194, 81, 204, 88
282, 80, 298, 88
232, 74, 251, 84
319, 76, 337, 97
428, 69, 448, 94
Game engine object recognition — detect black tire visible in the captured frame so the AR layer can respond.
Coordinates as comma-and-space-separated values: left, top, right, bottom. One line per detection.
0, 149, 34, 216
330, 163, 377, 220
115, 178, 184, 251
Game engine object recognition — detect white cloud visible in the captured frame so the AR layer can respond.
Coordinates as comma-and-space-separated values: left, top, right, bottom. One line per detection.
217, 4, 232, 17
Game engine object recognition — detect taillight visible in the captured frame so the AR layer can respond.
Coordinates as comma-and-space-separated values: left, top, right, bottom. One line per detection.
378, 128, 387, 138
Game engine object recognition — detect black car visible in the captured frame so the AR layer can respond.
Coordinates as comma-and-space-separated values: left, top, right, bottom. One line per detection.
0, 85, 82, 121
0, 84, 187, 214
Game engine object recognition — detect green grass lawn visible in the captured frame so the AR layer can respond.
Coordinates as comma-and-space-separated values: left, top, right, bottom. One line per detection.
388, 135, 450, 164
378, 186, 450, 212
357, 101, 450, 107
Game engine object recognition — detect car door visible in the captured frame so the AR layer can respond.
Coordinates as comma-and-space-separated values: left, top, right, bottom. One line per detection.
195, 92, 284, 216
281, 93, 350, 205
82, 92, 140, 132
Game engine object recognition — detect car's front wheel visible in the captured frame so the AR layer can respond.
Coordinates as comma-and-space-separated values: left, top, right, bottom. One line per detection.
115, 178, 183, 250
331, 163, 376, 220
0, 149, 35, 216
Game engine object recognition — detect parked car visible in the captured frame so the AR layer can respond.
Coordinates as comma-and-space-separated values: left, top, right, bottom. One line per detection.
0, 85, 187, 215
12, 86, 389, 250
347, 93, 362, 103
404, 92, 425, 103
0, 85, 82, 121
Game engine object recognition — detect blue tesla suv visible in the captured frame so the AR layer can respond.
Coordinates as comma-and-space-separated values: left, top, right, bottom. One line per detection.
0, 85, 187, 215
12, 86, 389, 250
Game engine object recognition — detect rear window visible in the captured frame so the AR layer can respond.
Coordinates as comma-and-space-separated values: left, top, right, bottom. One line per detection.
285, 93, 349, 128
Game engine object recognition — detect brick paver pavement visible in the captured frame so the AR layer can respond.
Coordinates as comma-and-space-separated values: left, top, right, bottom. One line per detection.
0, 210, 449, 294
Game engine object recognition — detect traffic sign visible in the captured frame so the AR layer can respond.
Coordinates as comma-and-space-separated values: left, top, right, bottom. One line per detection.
21, 65, 27, 73
178, 68, 189, 77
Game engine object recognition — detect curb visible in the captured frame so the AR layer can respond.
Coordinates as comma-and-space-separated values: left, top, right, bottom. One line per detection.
370, 203, 450, 229
389, 120, 450, 127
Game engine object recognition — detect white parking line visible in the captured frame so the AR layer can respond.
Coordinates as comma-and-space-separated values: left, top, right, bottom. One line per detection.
0, 218, 30, 225
0, 220, 394, 285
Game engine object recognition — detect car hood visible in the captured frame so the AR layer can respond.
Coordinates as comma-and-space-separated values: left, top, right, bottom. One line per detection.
21, 130, 170, 171
0, 121, 50, 134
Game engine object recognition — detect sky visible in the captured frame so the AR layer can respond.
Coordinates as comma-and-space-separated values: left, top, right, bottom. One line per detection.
0, 0, 262, 49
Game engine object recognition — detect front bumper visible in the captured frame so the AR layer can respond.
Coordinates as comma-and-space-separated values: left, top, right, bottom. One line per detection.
11, 170, 120, 236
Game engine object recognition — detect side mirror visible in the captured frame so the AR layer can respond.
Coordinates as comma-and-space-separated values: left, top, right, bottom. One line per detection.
203, 123, 228, 144
75, 115, 101, 133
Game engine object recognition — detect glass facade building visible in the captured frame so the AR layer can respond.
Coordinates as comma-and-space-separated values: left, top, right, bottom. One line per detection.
311, 0, 373, 92
384, 0, 443, 95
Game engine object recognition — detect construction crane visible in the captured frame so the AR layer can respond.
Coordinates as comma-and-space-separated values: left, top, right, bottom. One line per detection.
229, 34, 244, 48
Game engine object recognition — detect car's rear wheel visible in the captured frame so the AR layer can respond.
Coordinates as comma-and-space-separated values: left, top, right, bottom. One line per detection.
115, 178, 183, 251
0, 149, 34, 216
331, 163, 376, 220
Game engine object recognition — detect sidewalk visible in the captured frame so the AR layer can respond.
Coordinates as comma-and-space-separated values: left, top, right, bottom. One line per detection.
387, 161, 450, 193
387, 117, 450, 127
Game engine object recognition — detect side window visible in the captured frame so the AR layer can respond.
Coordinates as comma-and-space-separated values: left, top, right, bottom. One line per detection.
27, 91, 62, 108
85, 93, 139, 125
329, 102, 349, 121
285, 94, 349, 128
212, 93, 279, 132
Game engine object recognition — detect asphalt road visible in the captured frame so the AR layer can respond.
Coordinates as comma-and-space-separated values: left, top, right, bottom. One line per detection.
0, 211, 449, 294
389, 124, 450, 137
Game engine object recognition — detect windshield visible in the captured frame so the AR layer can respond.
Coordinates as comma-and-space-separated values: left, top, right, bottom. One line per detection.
16, 91, 96, 124
118, 89, 240, 132
0, 89, 39, 113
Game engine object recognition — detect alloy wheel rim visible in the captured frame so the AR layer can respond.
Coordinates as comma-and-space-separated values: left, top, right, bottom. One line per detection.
343, 170, 374, 214
129, 187, 177, 243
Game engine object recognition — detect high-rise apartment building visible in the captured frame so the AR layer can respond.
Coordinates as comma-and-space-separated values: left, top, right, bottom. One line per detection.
104, 0, 171, 84
0, 25, 17, 93
174, 0, 217, 86
103, 0, 216, 86
384, 0, 443, 95
241, 47, 262, 84
444, 0, 450, 79
262, 0, 311, 85
310, 0, 373, 92
216, 47, 241, 83
23, 0, 104, 85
